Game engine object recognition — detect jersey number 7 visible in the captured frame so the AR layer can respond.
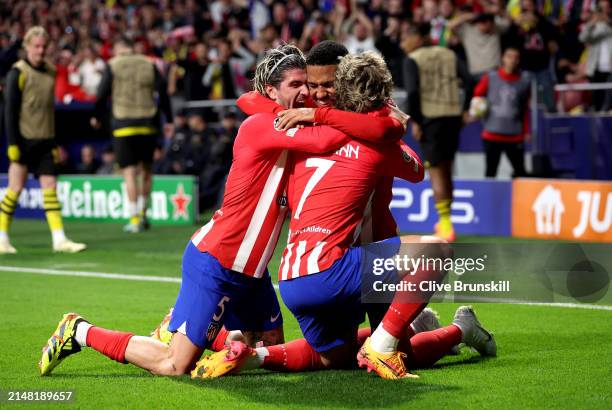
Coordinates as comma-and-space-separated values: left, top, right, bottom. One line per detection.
293, 158, 335, 220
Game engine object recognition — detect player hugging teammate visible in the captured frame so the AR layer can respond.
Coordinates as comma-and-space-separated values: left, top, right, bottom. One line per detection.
38, 43, 496, 381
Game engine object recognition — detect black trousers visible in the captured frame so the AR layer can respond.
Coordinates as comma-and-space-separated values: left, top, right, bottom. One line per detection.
483, 139, 527, 178
589, 70, 611, 112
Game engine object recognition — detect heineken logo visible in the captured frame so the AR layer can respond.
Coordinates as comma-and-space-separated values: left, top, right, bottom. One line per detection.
57, 181, 172, 220
0, 175, 196, 225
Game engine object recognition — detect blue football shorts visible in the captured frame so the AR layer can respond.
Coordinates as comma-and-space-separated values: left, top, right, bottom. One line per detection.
279, 236, 400, 352
168, 242, 283, 349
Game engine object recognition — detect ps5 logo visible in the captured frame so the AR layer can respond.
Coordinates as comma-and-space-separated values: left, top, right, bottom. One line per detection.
390, 188, 477, 224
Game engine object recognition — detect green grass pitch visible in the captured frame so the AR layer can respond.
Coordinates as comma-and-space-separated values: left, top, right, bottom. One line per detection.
1, 219, 611, 409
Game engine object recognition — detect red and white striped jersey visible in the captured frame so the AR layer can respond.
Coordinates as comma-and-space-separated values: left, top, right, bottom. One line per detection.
237, 91, 407, 246
278, 138, 423, 280
191, 112, 348, 278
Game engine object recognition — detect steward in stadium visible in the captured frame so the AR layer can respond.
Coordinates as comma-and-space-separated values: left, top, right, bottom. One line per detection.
0, 26, 86, 254
91, 36, 173, 233
401, 22, 473, 243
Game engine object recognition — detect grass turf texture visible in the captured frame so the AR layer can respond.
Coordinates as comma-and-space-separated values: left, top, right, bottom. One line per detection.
1, 219, 611, 409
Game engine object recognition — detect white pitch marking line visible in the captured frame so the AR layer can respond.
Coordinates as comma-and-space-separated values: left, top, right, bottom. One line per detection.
0, 265, 181, 283
1, 265, 611, 312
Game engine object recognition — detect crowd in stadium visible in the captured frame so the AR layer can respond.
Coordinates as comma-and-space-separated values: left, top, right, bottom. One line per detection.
0, 0, 611, 190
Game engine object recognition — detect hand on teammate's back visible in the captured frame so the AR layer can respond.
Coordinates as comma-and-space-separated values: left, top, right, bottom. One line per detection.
387, 103, 410, 131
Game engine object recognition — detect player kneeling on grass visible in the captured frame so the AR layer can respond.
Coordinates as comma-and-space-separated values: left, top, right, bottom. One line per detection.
193, 52, 496, 380
38, 44, 368, 377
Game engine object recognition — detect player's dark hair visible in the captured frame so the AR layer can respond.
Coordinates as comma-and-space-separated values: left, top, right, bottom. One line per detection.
306, 40, 349, 66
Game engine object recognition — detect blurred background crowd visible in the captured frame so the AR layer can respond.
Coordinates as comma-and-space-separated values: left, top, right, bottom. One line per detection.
0, 0, 611, 207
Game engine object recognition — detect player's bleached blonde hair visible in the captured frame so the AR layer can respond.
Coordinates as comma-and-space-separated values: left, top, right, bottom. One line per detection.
24, 26, 49, 45
334, 51, 393, 113
254, 44, 306, 97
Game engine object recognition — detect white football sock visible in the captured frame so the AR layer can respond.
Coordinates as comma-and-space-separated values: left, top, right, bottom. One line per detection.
51, 229, 67, 247
241, 347, 268, 371
138, 195, 147, 216
75, 322, 93, 347
369, 326, 399, 353
129, 201, 138, 218
0, 231, 8, 241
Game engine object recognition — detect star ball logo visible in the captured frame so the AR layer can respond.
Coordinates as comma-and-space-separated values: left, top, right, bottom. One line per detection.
170, 183, 192, 220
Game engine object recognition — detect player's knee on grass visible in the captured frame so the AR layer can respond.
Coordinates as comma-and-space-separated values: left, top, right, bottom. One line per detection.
319, 343, 357, 369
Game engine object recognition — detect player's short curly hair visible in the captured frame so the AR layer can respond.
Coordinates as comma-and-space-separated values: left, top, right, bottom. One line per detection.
306, 40, 348, 66
333, 51, 393, 114
254, 44, 306, 97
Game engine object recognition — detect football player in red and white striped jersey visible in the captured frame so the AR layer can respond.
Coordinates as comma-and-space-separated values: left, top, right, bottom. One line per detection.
194, 51, 496, 381
38, 45, 358, 378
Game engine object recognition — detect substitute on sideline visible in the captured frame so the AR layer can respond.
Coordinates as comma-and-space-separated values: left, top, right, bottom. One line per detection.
91, 37, 173, 233
0, 26, 86, 254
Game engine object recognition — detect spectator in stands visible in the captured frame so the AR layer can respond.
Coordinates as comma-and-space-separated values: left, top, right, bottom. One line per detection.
472, 46, 530, 177
505, 0, 559, 112
184, 112, 213, 174
271, 1, 303, 44
376, 15, 405, 86
204, 36, 255, 100
54, 146, 76, 175
164, 112, 211, 176
579, 0, 612, 111
335, 5, 380, 55
179, 42, 211, 102
78, 44, 105, 97
77, 144, 100, 174
448, 11, 510, 82
299, 14, 333, 52
430, 0, 457, 46
96, 145, 117, 175
199, 111, 239, 209
402, 22, 472, 242
556, 18, 589, 112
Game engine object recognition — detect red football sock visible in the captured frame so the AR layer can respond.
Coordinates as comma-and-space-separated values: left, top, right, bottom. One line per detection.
357, 327, 371, 345
404, 325, 462, 368
262, 339, 326, 372
381, 300, 426, 339
86, 327, 134, 363
210, 327, 229, 352
381, 262, 446, 339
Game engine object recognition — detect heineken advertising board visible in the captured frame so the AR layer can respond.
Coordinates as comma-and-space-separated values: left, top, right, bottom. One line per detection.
0, 175, 197, 225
